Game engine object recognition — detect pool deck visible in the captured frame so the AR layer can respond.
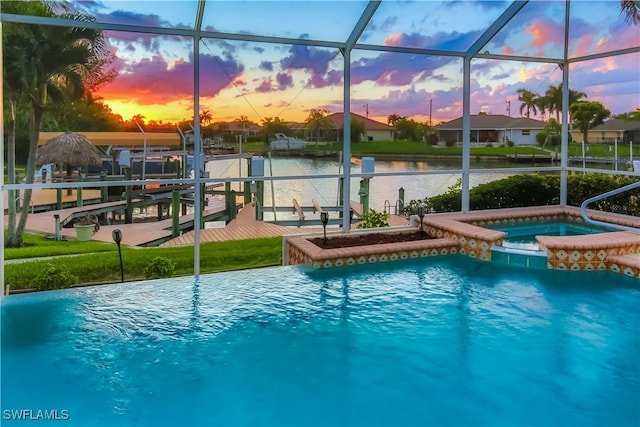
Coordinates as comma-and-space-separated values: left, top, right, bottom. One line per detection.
285, 206, 640, 279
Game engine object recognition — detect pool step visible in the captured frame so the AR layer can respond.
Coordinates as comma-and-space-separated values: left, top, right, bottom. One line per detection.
490, 246, 548, 269
608, 253, 640, 279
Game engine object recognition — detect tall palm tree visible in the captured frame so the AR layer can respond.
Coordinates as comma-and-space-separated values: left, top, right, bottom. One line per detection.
542, 84, 587, 122
387, 114, 404, 126
621, 0, 640, 25
199, 109, 213, 126
3, 4, 111, 247
131, 113, 146, 126
517, 89, 540, 118
2, 1, 44, 243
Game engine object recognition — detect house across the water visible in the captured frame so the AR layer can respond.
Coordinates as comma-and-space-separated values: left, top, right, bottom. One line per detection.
437, 114, 545, 146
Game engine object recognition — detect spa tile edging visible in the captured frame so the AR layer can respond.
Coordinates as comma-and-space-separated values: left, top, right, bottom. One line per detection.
422, 206, 640, 278
283, 207, 639, 278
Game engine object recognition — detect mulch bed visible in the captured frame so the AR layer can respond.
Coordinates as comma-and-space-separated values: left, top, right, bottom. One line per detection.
309, 230, 430, 249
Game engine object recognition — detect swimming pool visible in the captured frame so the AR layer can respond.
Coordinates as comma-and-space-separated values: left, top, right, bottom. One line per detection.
2, 257, 639, 426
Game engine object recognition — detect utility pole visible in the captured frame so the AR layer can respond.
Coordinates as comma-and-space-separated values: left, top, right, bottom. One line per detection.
365, 104, 369, 118
506, 100, 511, 117
429, 99, 433, 126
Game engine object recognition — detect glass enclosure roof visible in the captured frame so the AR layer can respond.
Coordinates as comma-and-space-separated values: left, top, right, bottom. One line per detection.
4, 0, 637, 58
362, 1, 512, 52
202, 0, 371, 43
73, 0, 200, 30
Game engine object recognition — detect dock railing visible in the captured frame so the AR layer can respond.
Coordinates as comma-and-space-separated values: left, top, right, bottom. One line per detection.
580, 181, 640, 233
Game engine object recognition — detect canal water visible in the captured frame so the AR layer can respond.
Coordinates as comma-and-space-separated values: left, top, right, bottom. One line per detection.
206, 157, 520, 222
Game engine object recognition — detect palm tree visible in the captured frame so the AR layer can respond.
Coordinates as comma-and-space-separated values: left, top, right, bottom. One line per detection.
387, 114, 404, 126
131, 113, 146, 126
199, 109, 213, 126
3, 3, 111, 247
621, 0, 640, 25
542, 84, 587, 122
517, 89, 540, 118
305, 109, 332, 150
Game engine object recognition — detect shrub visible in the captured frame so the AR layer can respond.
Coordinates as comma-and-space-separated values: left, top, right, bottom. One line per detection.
356, 209, 390, 229
401, 198, 432, 216
143, 256, 176, 279
426, 133, 439, 145
36, 263, 78, 290
407, 173, 640, 215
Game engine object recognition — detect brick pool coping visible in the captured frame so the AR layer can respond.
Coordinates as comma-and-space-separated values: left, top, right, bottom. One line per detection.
284, 206, 640, 279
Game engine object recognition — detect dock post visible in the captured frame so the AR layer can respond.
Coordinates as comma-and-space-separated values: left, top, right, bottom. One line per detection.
201, 183, 206, 229
250, 156, 265, 221
225, 182, 232, 221
54, 214, 61, 241
338, 177, 344, 217
76, 172, 83, 207
255, 181, 264, 221
56, 181, 62, 210
398, 187, 405, 214
172, 189, 180, 237
243, 181, 251, 205
229, 190, 237, 221
244, 157, 252, 204
359, 179, 370, 214
124, 167, 133, 224
100, 171, 108, 202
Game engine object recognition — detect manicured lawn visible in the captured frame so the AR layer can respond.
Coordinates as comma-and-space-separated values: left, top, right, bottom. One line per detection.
229, 139, 639, 158
5, 236, 283, 290
4, 232, 116, 259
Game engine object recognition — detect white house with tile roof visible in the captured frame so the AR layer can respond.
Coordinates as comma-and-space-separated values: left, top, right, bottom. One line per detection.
437, 114, 545, 146
326, 112, 395, 142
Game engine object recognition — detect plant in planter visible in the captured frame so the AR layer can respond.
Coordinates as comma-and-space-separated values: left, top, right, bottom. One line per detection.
73, 213, 100, 241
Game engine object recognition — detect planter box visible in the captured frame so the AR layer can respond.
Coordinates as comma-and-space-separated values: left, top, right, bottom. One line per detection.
74, 224, 95, 241
284, 226, 460, 269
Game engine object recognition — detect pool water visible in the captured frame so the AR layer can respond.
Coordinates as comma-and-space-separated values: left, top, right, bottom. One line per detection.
486, 221, 614, 251
2, 257, 639, 426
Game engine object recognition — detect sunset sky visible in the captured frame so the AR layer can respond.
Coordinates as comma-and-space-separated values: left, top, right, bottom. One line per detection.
74, 0, 639, 126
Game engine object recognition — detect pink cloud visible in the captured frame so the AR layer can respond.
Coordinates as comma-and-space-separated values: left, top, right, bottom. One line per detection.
525, 20, 564, 50
95, 53, 243, 105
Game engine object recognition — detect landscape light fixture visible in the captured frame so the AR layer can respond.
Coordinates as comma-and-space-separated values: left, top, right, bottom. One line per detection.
112, 229, 124, 283
320, 211, 329, 243
417, 205, 425, 234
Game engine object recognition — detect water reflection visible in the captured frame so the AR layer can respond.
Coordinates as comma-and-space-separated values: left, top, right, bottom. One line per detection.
207, 157, 520, 212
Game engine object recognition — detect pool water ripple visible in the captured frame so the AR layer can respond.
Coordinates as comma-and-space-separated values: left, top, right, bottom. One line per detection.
2, 258, 639, 426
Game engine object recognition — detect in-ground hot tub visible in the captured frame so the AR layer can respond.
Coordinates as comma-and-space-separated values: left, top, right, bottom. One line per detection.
485, 220, 614, 251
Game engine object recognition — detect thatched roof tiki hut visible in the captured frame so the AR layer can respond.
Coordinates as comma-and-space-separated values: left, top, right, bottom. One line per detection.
37, 131, 102, 194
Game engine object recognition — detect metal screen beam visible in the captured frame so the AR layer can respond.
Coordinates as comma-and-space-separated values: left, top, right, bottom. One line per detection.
345, 1, 380, 50
466, 1, 528, 59
192, 0, 206, 278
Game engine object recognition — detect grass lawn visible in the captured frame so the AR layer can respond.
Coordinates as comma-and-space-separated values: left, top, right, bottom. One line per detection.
5, 236, 283, 290
4, 232, 116, 260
